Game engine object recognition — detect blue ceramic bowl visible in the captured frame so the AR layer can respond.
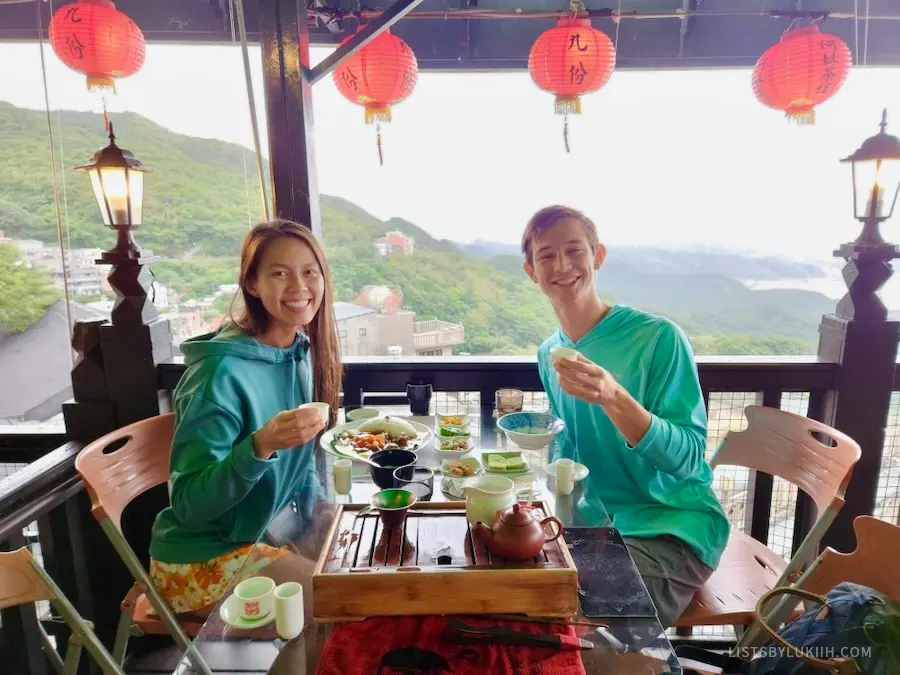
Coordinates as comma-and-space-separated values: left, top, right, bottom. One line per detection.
496, 412, 565, 450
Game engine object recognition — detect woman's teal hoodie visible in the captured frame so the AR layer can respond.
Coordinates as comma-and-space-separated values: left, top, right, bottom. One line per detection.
149, 322, 325, 564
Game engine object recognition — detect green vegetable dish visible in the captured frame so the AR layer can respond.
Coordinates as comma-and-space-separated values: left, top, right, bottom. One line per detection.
438, 426, 470, 438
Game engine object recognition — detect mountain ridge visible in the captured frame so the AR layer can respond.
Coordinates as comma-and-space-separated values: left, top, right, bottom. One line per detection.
0, 103, 835, 354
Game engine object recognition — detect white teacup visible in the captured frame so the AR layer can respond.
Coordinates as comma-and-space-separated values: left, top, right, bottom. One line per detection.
333, 458, 352, 495
274, 581, 305, 640
556, 458, 576, 495
234, 576, 275, 622
550, 346, 578, 364
298, 401, 330, 425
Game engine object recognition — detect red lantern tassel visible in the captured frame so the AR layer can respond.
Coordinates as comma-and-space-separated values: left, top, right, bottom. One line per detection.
563, 114, 570, 153
376, 123, 384, 167
102, 96, 110, 133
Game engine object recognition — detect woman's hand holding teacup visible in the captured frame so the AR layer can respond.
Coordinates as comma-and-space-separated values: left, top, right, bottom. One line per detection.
253, 407, 326, 459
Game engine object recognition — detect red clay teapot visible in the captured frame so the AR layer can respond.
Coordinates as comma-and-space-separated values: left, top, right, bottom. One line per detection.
471, 503, 563, 560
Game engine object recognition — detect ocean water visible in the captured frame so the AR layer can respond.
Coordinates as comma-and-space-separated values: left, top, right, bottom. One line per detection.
745, 270, 900, 312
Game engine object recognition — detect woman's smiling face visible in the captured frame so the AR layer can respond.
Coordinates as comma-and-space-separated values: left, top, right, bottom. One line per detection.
246, 236, 324, 334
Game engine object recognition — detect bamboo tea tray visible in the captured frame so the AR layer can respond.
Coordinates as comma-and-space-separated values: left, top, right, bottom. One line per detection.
312, 500, 578, 622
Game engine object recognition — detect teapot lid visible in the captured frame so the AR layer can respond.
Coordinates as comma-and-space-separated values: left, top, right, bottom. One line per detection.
499, 502, 536, 526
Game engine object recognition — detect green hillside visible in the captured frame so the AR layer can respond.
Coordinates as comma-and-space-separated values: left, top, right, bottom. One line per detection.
0, 103, 834, 354
0, 102, 267, 256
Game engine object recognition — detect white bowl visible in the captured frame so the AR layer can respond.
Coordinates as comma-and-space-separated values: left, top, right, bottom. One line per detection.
346, 407, 379, 422
436, 413, 472, 429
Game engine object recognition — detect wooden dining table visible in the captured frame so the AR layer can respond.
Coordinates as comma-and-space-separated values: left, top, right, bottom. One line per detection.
169, 408, 683, 675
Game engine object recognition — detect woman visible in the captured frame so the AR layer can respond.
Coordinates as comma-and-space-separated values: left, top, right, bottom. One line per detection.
149, 220, 342, 617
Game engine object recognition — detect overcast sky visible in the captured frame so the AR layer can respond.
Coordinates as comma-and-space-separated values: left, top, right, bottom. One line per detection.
3, 41, 900, 262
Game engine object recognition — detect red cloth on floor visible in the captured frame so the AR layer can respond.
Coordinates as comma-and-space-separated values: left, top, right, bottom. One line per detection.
315, 615, 587, 675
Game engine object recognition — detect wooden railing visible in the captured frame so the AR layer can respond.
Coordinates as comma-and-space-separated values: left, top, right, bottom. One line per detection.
412, 321, 466, 350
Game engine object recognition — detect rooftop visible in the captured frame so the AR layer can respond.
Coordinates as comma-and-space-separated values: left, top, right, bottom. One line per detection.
334, 301, 377, 321
0, 300, 107, 422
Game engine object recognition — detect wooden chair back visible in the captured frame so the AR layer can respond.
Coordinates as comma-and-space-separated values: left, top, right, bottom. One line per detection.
711, 405, 861, 514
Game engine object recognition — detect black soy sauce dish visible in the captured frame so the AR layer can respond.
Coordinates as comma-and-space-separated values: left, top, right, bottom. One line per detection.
369, 448, 417, 489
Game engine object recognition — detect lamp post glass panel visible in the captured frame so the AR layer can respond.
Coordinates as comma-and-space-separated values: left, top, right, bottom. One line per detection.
842, 109, 900, 244
76, 124, 152, 255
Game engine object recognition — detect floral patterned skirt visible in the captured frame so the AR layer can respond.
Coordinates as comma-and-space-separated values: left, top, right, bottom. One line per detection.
149, 544, 289, 614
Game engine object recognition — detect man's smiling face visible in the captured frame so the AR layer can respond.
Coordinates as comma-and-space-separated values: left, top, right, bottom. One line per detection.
525, 217, 605, 306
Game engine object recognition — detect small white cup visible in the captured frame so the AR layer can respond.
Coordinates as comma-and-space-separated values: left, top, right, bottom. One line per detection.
556, 458, 575, 495
298, 402, 330, 425
234, 576, 275, 621
333, 458, 352, 495
274, 581, 305, 640
550, 346, 578, 364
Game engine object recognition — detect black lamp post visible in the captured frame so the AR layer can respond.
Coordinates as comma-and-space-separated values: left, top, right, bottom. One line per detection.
76, 125, 159, 325
834, 109, 900, 321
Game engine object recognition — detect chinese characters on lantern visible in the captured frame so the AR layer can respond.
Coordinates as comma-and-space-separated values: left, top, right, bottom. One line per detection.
818, 40, 838, 95
568, 34, 588, 52
340, 68, 359, 93
570, 63, 588, 86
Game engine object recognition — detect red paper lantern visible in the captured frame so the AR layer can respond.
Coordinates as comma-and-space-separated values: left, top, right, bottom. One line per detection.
49, 0, 145, 93
333, 28, 417, 165
752, 24, 852, 125
528, 18, 616, 115
334, 28, 417, 119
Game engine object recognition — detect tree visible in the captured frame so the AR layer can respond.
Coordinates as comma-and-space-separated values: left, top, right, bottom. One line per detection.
0, 242, 60, 334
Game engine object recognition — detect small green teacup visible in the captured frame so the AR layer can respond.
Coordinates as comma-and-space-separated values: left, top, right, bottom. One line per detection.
365, 488, 417, 528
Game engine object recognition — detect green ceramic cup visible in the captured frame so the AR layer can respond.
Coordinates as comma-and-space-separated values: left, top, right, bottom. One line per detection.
369, 488, 417, 527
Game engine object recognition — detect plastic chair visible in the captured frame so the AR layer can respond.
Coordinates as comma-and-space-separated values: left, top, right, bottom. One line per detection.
74, 413, 211, 675
0, 546, 124, 675
674, 405, 862, 647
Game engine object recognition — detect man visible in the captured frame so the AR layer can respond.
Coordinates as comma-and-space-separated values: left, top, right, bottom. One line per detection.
523, 204, 730, 629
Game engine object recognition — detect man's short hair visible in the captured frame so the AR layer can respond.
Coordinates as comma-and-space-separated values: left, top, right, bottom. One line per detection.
521, 205, 600, 265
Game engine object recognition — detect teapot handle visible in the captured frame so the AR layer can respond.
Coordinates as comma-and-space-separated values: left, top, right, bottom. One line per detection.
541, 516, 563, 543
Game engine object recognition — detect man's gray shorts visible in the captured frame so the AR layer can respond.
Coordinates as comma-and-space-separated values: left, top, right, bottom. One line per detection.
623, 535, 715, 630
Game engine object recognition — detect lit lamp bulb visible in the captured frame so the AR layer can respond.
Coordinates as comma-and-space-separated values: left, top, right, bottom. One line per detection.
864, 182, 885, 220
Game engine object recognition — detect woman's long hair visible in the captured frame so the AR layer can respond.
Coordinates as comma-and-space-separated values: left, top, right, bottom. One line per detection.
230, 220, 342, 424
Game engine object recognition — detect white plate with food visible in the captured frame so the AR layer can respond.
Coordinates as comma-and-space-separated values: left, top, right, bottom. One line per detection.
439, 458, 482, 498
437, 435, 474, 454
321, 415, 433, 461
440, 457, 482, 477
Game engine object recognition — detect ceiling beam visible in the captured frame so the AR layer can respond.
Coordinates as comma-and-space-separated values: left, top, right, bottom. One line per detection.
306, 0, 425, 85
2, 0, 899, 69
